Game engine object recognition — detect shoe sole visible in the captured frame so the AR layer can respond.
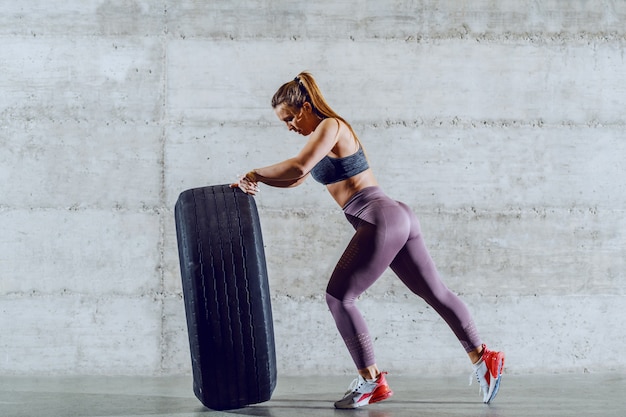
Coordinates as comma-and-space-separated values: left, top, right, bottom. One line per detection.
371, 387, 394, 404
355, 389, 393, 408
336, 387, 394, 409
485, 352, 505, 404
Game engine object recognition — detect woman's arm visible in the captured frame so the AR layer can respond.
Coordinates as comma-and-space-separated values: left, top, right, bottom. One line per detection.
232, 170, 307, 195
239, 118, 341, 191
248, 170, 309, 188
246, 157, 308, 184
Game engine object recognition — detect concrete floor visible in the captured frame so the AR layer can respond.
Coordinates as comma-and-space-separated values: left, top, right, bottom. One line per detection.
1, 373, 624, 417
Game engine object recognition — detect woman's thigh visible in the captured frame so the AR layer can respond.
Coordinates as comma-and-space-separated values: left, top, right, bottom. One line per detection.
327, 201, 411, 300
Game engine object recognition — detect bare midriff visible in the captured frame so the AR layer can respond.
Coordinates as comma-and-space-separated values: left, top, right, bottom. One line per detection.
326, 169, 379, 208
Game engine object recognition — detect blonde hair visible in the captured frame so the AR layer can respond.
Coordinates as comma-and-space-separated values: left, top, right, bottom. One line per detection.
271, 71, 360, 143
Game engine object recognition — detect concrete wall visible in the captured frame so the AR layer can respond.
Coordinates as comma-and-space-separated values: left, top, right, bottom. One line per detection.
1, 1, 624, 376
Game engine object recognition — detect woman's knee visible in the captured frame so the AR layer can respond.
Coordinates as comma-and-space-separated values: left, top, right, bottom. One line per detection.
326, 291, 355, 311
326, 291, 342, 308
325, 291, 335, 305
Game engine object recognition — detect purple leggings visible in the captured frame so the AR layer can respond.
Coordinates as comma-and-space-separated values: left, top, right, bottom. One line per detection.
325, 186, 481, 370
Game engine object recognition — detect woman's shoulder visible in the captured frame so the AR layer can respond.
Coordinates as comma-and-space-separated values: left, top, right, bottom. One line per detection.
319, 117, 342, 129
313, 117, 342, 141
319, 118, 358, 156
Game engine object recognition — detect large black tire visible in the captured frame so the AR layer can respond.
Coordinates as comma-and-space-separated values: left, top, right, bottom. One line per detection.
174, 184, 277, 410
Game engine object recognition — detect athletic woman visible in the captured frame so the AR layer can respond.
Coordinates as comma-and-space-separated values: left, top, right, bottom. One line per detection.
233, 71, 505, 409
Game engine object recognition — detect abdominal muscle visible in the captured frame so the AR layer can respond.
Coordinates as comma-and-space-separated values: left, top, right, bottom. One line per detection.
326, 169, 379, 208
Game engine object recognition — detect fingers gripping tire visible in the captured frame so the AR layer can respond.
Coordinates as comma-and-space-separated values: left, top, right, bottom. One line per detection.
174, 185, 277, 410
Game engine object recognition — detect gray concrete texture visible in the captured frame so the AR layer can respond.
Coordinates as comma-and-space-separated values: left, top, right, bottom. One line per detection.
1, 1, 624, 377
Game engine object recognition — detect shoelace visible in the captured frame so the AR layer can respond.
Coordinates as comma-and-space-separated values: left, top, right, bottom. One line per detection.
344, 376, 365, 394
469, 372, 482, 393
469, 366, 489, 395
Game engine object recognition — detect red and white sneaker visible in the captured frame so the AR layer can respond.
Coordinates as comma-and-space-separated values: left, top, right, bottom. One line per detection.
334, 372, 393, 409
471, 344, 505, 404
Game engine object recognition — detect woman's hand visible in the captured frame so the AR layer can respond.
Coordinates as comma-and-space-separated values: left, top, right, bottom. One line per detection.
231, 172, 260, 195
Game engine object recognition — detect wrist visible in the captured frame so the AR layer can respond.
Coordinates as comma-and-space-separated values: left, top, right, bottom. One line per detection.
246, 170, 259, 182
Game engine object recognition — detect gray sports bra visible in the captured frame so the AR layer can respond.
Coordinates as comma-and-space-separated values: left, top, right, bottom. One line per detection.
310, 146, 369, 185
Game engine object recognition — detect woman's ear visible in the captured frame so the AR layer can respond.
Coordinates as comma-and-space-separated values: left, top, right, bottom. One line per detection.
302, 102, 313, 113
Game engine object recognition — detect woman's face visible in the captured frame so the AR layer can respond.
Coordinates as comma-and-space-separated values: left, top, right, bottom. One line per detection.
274, 102, 316, 136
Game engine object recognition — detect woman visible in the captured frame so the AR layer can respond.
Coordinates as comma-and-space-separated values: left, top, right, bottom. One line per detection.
233, 71, 505, 409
